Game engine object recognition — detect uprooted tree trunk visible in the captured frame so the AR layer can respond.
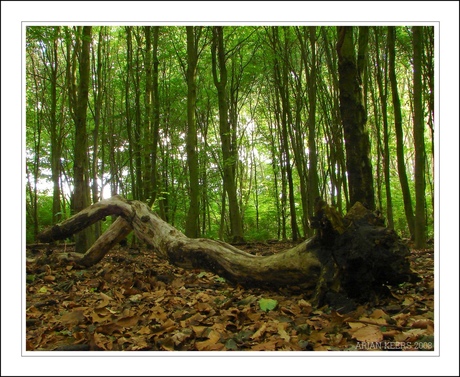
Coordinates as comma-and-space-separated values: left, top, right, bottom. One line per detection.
37, 195, 418, 310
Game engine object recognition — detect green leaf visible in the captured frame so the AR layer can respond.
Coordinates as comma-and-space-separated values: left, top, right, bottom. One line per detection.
258, 298, 278, 312
225, 338, 238, 350
215, 276, 226, 283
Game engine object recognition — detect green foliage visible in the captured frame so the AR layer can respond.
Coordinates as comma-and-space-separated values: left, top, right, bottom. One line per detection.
25, 26, 435, 244
258, 298, 278, 312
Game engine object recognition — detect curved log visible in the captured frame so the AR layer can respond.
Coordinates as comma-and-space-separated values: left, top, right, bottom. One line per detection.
37, 195, 418, 308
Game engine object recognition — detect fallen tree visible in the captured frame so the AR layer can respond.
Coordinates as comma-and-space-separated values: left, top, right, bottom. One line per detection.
37, 195, 418, 310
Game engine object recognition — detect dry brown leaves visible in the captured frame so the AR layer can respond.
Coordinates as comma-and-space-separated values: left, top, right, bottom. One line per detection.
25, 241, 434, 352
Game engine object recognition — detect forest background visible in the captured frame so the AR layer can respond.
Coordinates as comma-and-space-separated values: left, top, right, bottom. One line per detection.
24, 24, 434, 248
2, 1, 459, 376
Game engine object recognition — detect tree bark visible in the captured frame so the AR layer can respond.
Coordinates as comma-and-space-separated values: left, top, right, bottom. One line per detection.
388, 26, 415, 238
373, 27, 394, 229
211, 26, 245, 243
49, 26, 62, 225
149, 26, 161, 207
337, 26, 375, 210
37, 195, 418, 308
412, 26, 427, 249
184, 26, 201, 238
306, 26, 320, 234
72, 26, 95, 254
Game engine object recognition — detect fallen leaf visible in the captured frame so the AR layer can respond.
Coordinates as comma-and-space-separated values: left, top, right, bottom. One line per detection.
96, 292, 113, 308
137, 326, 152, 335
60, 310, 86, 325
96, 323, 123, 335
351, 325, 383, 343
277, 322, 290, 342
195, 329, 221, 351
225, 338, 238, 350
116, 315, 139, 328
258, 298, 278, 312
251, 340, 278, 351
402, 297, 414, 306
411, 320, 433, 329
171, 330, 192, 345
370, 309, 387, 319
93, 332, 110, 350
250, 323, 267, 340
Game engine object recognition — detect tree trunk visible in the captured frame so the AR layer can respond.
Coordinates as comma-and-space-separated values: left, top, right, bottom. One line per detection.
90, 27, 104, 239
49, 26, 62, 225
125, 27, 137, 200
373, 27, 394, 229
388, 26, 415, 238
306, 26, 320, 233
184, 26, 201, 238
73, 26, 95, 254
211, 26, 245, 243
37, 195, 418, 309
271, 27, 300, 241
412, 26, 427, 248
337, 26, 375, 210
149, 26, 161, 207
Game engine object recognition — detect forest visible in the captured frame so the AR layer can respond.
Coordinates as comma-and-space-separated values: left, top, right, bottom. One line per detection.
26, 25, 434, 245
24, 25, 435, 352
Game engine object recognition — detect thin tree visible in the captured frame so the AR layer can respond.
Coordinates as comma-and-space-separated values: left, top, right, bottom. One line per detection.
320, 26, 349, 213
412, 26, 427, 248
388, 26, 415, 237
373, 27, 394, 228
306, 26, 320, 232
184, 26, 201, 238
124, 26, 137, 200
72, 26, 95, 253
48, 27, 63, 224
270, 27, 300, 241
90, 27, 105, 238
211, 26, 245, 242
149, 26, 161, 207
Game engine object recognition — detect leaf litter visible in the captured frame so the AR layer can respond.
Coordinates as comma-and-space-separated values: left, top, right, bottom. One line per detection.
25, 241, 434, 351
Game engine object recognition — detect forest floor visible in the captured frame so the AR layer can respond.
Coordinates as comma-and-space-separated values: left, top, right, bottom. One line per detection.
25, 239, 434, 352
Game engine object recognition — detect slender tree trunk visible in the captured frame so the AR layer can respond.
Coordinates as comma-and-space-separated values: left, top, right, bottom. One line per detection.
320, 27, 348, 213
292, 27, 312, 237
412, 26, 427, 248
388, 26, 415, 238
125, 27, 137, 200
271, 86, 288, 241
211, 26, 244, 242
49, 27, 62, 224
374, 27, 394, 228
185, 26, 201, 238
149, 26, 161, 206
143, 26, 153, 202
132, 29, 143, 202
91, 27, 104, 238
271, 27, 299, 241
337, 26, 375, 210
73, 26, 95, 254
28, 50, 43, 239
306, 26, 320, 232
266, 113, 282, 240
423, 27, 435, 218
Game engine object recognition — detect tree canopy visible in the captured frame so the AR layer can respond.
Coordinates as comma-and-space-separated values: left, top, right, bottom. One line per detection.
25, 25, 435, 244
